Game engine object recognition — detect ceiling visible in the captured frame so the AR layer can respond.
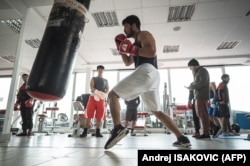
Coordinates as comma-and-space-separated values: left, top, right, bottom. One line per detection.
0, 0, 250, 75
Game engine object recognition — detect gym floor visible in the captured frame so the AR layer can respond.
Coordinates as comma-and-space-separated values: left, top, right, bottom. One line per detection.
0, 130, 250, 166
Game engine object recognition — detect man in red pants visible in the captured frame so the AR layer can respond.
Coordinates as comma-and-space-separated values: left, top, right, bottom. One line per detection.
80, 65, 109, 138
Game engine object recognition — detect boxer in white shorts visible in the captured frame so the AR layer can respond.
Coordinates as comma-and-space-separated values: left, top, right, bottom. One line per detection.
104, 15, 191, 149
113, 63, 160, 111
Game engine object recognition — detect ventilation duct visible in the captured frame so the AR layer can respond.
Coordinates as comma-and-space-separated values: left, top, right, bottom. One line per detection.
168, 4, 195, 22
91, 11, 119, 27
163, 45, 180, 53
216, 41, 240, 50
0, 19, 22, 33
0, 55, 15, 63
25, 39, 41, 48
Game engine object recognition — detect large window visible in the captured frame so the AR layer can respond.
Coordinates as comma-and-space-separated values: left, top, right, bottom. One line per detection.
0, 77, 12, 109
159, 69, 169, 110
225, 66, 250, 112
74, 73, 87, 99
169, 68, 193, 105
206, 67, 223, 87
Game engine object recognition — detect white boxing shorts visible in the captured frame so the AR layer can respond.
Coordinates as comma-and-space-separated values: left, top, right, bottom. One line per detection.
112, 63, 161, 111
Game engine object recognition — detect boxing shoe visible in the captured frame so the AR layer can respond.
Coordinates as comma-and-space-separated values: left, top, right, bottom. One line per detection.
16, 131, 27, 136
104, 125, 129, 149
173, 135, 192, 147
96, 128, 103, 137
80, 128, 88, 138
27, 130, 34, 136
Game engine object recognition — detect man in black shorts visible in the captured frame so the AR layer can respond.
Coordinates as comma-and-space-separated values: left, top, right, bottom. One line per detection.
217, 74, 235, 136
124, 96, 140, 136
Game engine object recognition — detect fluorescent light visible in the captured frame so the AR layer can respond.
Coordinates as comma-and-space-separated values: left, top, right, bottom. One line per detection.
217, 41, 240, 50
0, 55, 16, 63
168, 4, 195, 22
163, 45, 180, 53
25, 39, 41, 48
0, 19, 22, 33
92, 11, 119, 27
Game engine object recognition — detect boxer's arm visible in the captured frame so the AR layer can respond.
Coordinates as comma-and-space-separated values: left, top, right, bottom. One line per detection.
121, 53, 134, 66
138, 31, 156, 58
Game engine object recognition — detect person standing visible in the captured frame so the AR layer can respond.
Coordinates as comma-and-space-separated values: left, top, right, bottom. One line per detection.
104, 15, 191, 149
187, 82, 201, 137
187, 59, 221, 139
14, 74, 35, 136
80, 65, 109, 138
124, 96, 140, 136
208, 82, 222, 137
217, 74, 234, 136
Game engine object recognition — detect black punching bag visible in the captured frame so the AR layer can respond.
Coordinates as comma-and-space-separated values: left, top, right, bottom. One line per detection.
27, 0, 91, 101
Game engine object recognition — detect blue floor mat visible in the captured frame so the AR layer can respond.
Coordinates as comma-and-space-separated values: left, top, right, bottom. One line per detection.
218, 134, 249, 139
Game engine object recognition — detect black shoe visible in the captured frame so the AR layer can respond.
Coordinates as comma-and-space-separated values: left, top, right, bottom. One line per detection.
173, 136, 191, 147
131, 132, 136, 136
80, 132, 87, 138
96, 132, 103, 137
104, 125, 129, 149
27, 130, 34, 136
80, 128, 88, 138
16, 132, 27, 136
213, 127, 222, 138
196, 134, 210, 139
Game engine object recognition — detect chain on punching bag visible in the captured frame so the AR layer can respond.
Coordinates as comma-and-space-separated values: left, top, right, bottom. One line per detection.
27, 0, 91, 101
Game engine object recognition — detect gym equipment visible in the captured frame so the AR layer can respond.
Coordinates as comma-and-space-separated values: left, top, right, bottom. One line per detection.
133, 112, 150, 136
68, 101, 88, 137
231, 123, 240, 133
173, 105, 193, 135
27, 0, 91, 101
0, 109, 19, 134
45, 106, 60, 133
163, 82, 171, 134
34, 114, 49, 135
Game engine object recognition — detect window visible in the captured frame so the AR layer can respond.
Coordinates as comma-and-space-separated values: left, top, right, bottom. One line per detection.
159, 69, 169, 110
0, 77, 12, 109
54, 74, 74, 127
170, 68, 193, 105
74, 73, 87, 99
206, 67, 223, 87
225, 66, 250, 112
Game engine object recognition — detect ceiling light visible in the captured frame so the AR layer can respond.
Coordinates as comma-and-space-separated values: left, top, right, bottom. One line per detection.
0, 55, 15, 63
91, 11, 119, 27
216, 41, 240, 50
0, 19, 22, 33
168, 4, 195, 22
163, 45, 180, 53
25, 39, 41, 48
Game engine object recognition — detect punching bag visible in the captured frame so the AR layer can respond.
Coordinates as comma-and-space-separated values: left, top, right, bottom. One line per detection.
27, 0, 91, 101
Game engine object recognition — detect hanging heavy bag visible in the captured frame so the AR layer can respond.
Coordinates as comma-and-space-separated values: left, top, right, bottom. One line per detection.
26, 0, 91, 101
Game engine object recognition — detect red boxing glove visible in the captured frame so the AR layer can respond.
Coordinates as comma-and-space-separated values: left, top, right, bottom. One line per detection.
115, 34, 126, 50
119, 39, 138, 55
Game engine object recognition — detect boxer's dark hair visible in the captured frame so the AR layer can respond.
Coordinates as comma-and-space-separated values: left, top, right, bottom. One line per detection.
22, 73, 29, 77
122, 15, 141, 29
97, 65, 104, 70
